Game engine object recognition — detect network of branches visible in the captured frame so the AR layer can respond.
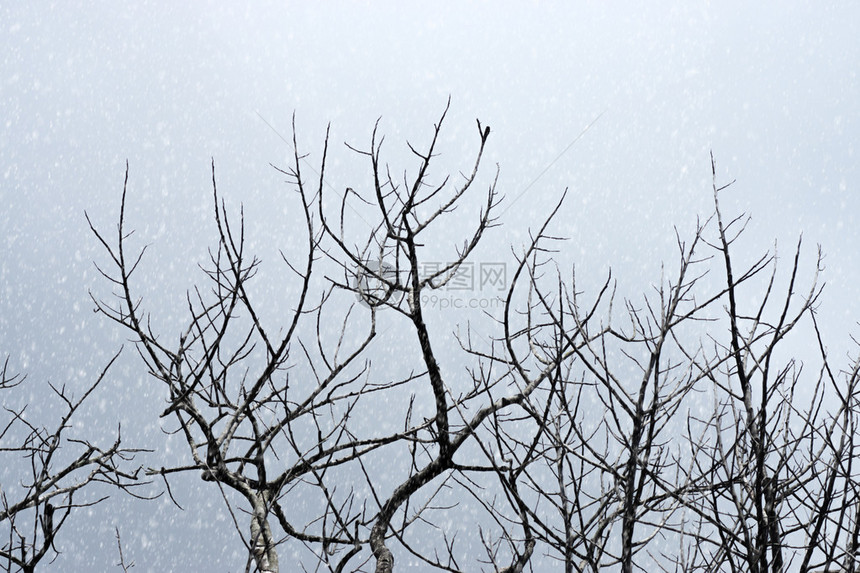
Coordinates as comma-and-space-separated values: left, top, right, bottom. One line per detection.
3, 103, 860, 573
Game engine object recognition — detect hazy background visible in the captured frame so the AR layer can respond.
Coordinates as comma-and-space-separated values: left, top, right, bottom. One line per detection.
1, 2, 858, 570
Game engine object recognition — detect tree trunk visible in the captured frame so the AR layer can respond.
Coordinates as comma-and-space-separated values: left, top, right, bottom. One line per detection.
250, 493, 279, 573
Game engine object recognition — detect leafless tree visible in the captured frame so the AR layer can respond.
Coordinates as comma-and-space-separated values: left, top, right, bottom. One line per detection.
457, 169, 742, 572
0, 354, 144, 573
669, 158, 860, 573
476, 152, 860, 573
85, 103, 860, 573
87, 100, 553, 572
463, 153, 860, 573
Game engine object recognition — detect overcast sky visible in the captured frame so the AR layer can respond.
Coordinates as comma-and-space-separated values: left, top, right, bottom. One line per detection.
2, 2, 858, 570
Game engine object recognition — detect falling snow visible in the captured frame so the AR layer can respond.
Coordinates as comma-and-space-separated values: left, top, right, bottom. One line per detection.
1, 3, 859, 571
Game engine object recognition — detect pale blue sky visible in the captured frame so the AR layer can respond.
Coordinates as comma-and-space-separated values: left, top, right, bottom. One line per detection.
1, 2, 857, 570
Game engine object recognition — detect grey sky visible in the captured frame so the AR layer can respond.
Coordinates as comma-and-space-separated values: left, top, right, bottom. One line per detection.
1, 2, 857, 570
